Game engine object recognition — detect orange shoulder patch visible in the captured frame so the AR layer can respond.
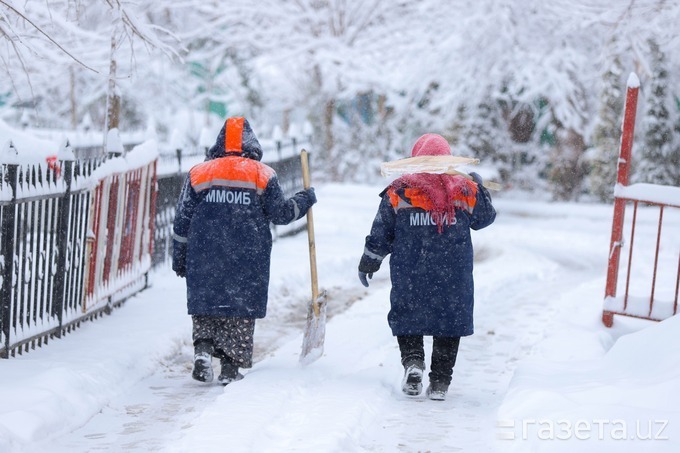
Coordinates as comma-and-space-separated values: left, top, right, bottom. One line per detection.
190, 156, 274, 193
388, 187, 433, 210
403, 188, 433, 210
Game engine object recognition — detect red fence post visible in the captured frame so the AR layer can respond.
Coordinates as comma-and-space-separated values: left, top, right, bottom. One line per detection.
148, 162, 158, 257
103, 176, 120, 285
603, 73, 640, 327
85, 183, 103, 304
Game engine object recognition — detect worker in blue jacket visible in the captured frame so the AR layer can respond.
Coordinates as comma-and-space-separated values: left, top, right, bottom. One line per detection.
173, 117, 316, 385
358, 133, 496, 401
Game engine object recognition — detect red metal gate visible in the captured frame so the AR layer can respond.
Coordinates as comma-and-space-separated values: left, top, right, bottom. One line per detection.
602, 73, 680, 327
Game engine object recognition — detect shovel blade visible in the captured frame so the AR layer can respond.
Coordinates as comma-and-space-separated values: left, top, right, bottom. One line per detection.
299, 291, 327, 365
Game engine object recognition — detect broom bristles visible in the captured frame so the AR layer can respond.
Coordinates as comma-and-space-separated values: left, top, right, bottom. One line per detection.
381, 155, 479, 177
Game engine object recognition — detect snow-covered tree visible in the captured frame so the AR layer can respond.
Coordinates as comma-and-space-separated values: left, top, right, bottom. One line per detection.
460, 98, 501, 162
637, 39, 678, 186
0, 1, 178, 132
548, 127, 588, 200
76, 2, 178, 135
1, 1, 98, 126
588, 53, 624, 201
2, 0, 680, 187
185, 0, 424, 179
456, 91, 526, 186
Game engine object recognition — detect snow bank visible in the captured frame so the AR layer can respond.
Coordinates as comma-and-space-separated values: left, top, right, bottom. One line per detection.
604, 295, 677, 322
0, 269, 190, 452
498, 314, 680, 452
615, 183, 680, 208
0, 119, 60, 161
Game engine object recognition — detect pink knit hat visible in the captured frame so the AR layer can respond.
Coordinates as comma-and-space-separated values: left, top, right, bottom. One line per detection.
410, 133, 451, 157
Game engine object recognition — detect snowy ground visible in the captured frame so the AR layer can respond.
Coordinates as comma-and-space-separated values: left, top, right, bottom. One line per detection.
0, 183, 678, 452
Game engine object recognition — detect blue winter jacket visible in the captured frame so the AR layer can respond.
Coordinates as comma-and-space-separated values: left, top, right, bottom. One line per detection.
172, 118, 315, 318
360, 178, 496, 337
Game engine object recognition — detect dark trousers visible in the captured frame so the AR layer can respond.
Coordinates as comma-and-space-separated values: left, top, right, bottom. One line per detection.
397, 335, 461, 386
192, 316, 256, 368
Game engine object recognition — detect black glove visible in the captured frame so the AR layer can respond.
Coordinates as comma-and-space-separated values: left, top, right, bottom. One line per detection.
469, 172, 483, 186
173, 240, 187, 278
173, 261, 186, 278
293, 187, 317, 219
358, 271, 373, 287
305, 187, 317, 205
359, 253, 382, 274
358, 252, 382, 287
295, 187, 316, 205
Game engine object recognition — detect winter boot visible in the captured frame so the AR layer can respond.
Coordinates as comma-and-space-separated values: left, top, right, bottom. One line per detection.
192, 341, 214, 383
426, 381, 449, 401
401, 360, 425, 396
217, 356, 244, 386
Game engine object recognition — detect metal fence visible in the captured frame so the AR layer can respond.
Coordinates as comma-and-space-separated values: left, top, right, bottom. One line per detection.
1, 145, 157, 357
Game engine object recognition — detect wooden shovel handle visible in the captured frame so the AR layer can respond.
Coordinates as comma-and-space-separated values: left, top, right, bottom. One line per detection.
445, 169, 502, 191
300, 150, 320, 315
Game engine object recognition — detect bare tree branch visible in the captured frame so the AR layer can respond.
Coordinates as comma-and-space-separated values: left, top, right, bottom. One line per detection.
0, 0, 99, 72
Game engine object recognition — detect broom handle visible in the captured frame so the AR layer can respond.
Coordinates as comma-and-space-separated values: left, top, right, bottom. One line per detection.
300, 149, 320, 316
445, 169, 502, 191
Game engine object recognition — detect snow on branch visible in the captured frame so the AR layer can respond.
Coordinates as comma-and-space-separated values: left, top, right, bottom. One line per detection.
0, 0, 98, 72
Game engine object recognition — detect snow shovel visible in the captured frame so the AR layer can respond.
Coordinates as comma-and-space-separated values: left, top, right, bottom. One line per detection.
299, 149, 327, 365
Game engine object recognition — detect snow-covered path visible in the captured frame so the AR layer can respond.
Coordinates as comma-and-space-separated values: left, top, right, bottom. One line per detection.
164, 195, 611, 452
4, 184, 665, 452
